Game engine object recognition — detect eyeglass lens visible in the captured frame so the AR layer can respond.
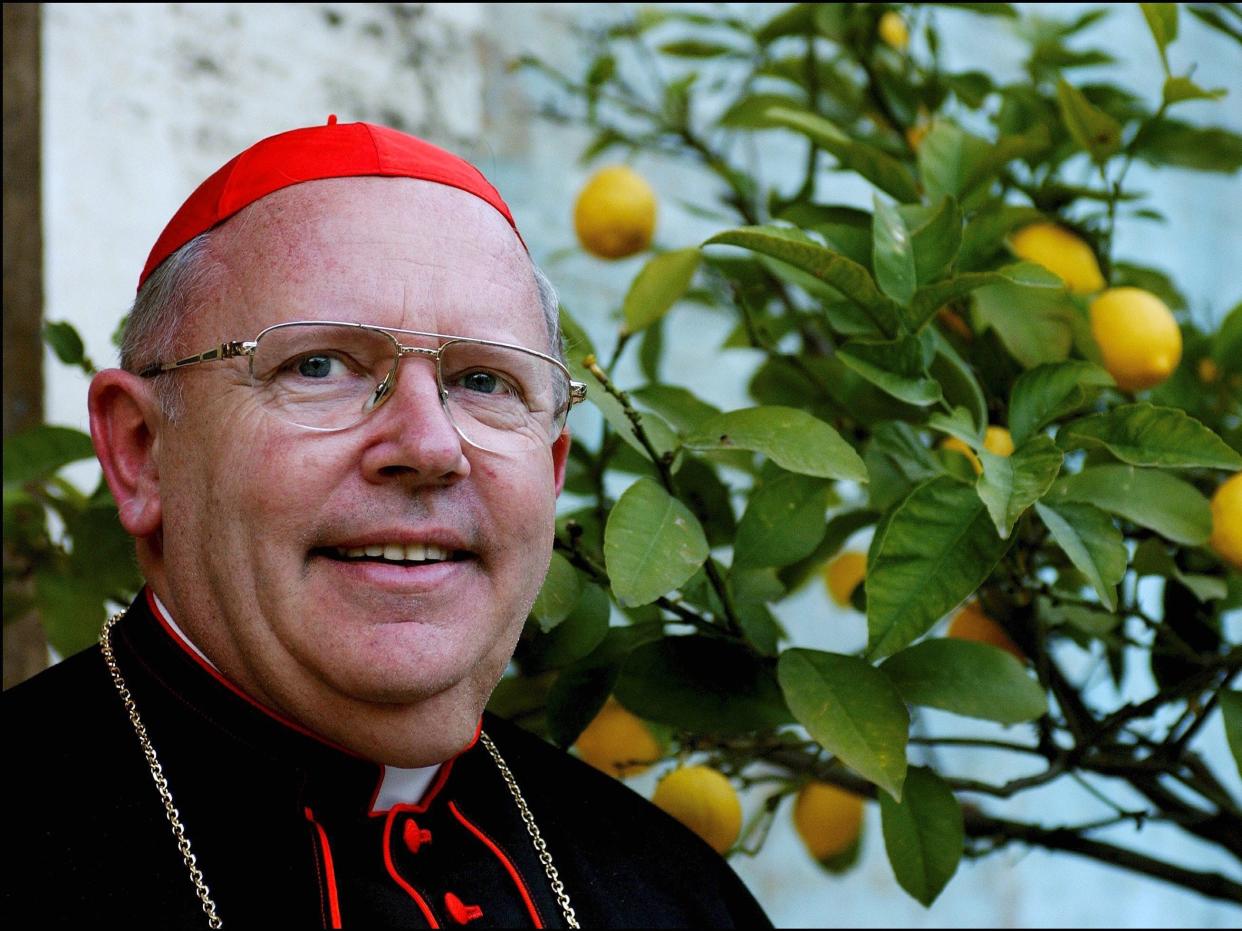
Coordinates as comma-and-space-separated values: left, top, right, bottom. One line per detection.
248, 323, 569, 450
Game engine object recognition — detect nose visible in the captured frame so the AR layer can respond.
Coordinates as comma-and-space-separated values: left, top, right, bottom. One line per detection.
358, 354, 470, 484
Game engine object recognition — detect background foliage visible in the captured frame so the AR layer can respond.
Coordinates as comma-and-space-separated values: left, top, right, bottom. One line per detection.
4, 0, 1240, 913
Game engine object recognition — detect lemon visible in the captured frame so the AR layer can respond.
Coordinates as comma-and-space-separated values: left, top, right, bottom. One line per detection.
941, 426, 1013, 476
824, 551, 867, 607
1089, 287, 1183, 391
947, 602, 1025, 662
793, 782, 864, 862
1198, 358, 1220, 384
573, 165, 656, 259
573, 698, 662, 777
1209, 473, 1242, 571
651, 765, 742, 854
1009, 223, 1105, 294
878, 11, 909, 51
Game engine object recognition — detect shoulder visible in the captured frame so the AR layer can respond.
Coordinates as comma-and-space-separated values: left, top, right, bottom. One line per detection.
481, 713, 773, 928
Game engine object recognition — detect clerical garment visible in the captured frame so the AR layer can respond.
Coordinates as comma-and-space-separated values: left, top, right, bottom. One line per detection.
5, 591, 772, 928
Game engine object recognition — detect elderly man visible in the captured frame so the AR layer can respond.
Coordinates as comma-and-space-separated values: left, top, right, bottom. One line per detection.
6, 120, 770, 928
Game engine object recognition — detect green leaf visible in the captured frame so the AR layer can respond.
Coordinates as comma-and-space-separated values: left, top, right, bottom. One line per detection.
705, 226, 900, 336
1130, 538, 1228, 603
630, 384, 722, 435
879, 766, 964, 906
1058, 405, 1242, 471
958, 204, 1044, 271
1212, 302, 1242, 374
720, 93, 808, 129
616, 636, 792, 734
910, 262, 1062, 333
928, 331, 988, 432
906, 196, 963, 286
685, 406, 868, 482
524, 582, 611, 671
1162, 75, 1227, 106
658, 39, 741, 58
755, 3, 816, 44
837, 336, 942, 407
976, 436, 1064, 539
622, 248, 701, 335
35, 570, 108, 657
668, 455, 738, 547
1134, 120, 1242, 173
571, 360, 679, 461
531, 551, 582, 632
1034, 501, 1128, 611
734, 472, 833, 568
1056, 78, 1122, 163
778, 508, 881, 592
2, 425, 97, 486
866, 477, 1013, 659
928, 406, 984, 447
1008, 362, 1115, 445
764, 107, 920, 203
1140, 3, 1178, 72
972, 281, 1076, 368
43, 321, 92, 372
1222, 691, 1242, 781
778, 649, 909, 799
1187, 4, 1242, 44
1048, 465, 1211, 545
604, 478, 710, 606
872, 195, 917, 305
881, 640, 1048, 723
777, 203, 873, 267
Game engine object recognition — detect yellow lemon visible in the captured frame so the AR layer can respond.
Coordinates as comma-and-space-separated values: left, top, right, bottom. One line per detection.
823, 551, 867, 607
651, 765, 742, 854
941, 427, 1012, 476
573, 165, 656, 259
573, 698, 662, 777
878, 11, 909, 51
1009, 223, 1105, 294
1089, 287, 1183, 392
947, 602, 1025, 662
1209, 473, 1242, 571
794, 782, 865, 861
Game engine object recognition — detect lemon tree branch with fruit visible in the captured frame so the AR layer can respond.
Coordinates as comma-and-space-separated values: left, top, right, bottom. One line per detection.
497, 2, 1242, 908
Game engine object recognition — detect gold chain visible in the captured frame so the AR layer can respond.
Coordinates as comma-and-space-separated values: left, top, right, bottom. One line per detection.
101, 612, 578, 929
478, 730, 580, 928
100, 612, 224, 928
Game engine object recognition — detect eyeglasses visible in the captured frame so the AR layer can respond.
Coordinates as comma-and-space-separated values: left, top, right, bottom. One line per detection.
139, 320, 587, 454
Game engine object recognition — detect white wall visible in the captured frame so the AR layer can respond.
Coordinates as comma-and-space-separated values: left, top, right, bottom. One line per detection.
40, 3, 1241, 926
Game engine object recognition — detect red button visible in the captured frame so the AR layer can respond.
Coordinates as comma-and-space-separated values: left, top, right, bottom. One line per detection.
402, 818, 433, 854
444, 892, 483, 925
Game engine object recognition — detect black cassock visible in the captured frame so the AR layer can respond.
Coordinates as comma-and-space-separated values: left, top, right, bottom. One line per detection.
6, 591, 771, 928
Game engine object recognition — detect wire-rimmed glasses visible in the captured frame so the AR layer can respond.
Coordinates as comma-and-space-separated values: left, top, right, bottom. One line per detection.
138, 320, 587, 454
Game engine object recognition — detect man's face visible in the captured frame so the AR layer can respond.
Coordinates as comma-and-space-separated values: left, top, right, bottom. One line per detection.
150, 178, 568, 761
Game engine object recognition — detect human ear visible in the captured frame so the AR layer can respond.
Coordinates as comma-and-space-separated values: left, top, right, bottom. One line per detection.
88, 369, 164, 538
551, 428, 571, 497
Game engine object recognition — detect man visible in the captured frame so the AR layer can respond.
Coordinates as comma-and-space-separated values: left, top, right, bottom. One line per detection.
6, 119, 771, 928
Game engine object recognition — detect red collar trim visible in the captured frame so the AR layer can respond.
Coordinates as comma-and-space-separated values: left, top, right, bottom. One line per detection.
144, 587, 365, 759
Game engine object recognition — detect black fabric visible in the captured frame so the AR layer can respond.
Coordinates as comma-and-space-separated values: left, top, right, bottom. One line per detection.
4, 594, 772, 929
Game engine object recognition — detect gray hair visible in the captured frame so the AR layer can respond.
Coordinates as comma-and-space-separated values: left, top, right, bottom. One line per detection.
121, 229, 565, 420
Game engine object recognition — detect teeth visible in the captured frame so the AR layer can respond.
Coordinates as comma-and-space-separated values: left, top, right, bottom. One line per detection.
335, 543, 453, 563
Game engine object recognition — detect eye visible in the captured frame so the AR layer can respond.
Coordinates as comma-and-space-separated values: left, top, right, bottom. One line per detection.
284, 352, 356, 380
453, 369, 518, 396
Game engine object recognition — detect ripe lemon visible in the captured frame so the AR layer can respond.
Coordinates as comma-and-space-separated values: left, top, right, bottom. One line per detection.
793, 782, 864, 862
573, 165, 656, 259
824, 551, 867, 607
573, 698, 662, 777
651, 765, 742, 854
941, 427, 1013, 476
1089, 287, 1183, 392
1009, 222, 1105, 294
878, 11, 909, 51
1209, 473, 1242, 571
947, 602, 1025, 662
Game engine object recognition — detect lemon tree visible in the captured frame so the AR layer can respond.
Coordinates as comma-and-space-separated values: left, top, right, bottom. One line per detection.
497, 3, 1242, 909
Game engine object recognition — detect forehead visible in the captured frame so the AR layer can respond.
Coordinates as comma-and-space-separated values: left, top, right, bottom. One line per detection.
198, 177, 544, 347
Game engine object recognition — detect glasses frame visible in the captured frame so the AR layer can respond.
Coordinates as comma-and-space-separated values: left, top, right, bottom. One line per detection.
138, 319, 588, 447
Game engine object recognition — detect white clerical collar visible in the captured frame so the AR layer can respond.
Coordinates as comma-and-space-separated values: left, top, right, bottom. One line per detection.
150, 591, 441, 811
